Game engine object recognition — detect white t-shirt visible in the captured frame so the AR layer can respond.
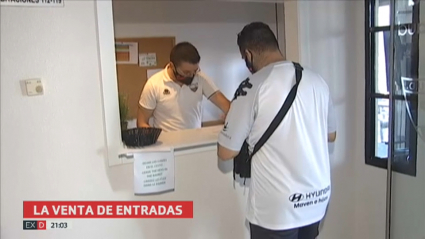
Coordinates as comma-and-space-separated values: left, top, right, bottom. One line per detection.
139, 65, 219, 132
218, 61, 337, 230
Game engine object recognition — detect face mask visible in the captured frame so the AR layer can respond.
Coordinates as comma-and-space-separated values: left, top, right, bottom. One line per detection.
244, 53, 256, 74
173, 68, 195, 85
180, 76, 194, 85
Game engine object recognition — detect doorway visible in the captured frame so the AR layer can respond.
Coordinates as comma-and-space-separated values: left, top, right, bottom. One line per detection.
385, 0, 424, 238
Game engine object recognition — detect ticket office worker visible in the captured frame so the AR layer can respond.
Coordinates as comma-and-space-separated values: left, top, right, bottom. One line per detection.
137, 42, 231, 132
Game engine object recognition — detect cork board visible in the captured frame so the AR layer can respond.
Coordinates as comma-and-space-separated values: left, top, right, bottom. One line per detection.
115, 37, 176, 119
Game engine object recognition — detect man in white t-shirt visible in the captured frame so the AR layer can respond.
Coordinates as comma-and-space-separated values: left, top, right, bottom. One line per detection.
137, 42, 230, 132
217, 22, 337, 239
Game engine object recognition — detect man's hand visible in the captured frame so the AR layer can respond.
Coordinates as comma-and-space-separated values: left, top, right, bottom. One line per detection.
218, 113, 227, 124
138, 122, 151, 128
220, 114, 225, 121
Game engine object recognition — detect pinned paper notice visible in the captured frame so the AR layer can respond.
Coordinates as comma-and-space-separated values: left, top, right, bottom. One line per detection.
134, 148, 175, 195
139, 53, 157, 67
115, 42, 138, 64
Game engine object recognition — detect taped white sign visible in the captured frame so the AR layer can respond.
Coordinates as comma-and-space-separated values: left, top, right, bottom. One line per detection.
134, 147, 175, 195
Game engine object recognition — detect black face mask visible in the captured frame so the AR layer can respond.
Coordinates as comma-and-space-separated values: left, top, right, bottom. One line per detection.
173, 68, 195, 85
244, 53, 256, 74
181, 76, 194, 85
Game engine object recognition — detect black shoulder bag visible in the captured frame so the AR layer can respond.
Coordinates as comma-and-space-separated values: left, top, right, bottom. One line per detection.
233, 62, 304, 182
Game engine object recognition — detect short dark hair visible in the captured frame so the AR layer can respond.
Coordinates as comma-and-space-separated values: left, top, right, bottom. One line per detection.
170, 42, 201, 66
237, 22, 279, 53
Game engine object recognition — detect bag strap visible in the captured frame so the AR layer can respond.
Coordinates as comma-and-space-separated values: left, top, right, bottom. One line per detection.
250, 62, 304, 158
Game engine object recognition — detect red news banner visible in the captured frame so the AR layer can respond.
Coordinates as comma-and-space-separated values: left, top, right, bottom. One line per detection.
23, 201, 193, 219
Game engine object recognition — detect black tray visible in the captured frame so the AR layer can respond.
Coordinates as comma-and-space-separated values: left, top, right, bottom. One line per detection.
121, 127, 162, 147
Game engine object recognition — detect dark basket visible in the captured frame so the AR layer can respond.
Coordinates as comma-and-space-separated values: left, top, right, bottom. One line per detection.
121, 127, 162, 147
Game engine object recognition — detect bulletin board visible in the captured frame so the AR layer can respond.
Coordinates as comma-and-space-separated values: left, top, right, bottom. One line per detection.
115, 37, 176, 119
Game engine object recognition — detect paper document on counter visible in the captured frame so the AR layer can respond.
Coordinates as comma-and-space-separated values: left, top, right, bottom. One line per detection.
134, 148, 175, 195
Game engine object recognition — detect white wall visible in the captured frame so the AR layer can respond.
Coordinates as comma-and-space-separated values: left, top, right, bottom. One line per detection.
283, 0, 300, 63
297, 1, 387, 239
390, 2, 425, 238
112, 1, 280, 121
1, 1, 150, 238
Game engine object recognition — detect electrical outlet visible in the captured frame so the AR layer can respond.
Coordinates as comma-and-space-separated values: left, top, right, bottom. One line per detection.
25, 78, 44, 96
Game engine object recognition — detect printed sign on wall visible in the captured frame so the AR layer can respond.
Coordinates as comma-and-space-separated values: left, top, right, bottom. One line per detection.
115, 42, 139, 65
134, 148, 175, 195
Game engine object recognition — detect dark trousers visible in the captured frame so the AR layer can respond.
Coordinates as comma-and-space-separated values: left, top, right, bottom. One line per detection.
250, 221, 321, 239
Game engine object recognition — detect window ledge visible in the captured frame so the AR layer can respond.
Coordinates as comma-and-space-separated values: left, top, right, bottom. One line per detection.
117, 125, 223, 164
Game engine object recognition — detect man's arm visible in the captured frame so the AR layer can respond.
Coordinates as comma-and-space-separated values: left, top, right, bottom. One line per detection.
328, 132, 337, 142
217, 79, 256, 160
199, 72, 230, 115
137, 79, 157, 128
327, 95, 337, 142
137, 106, 153, 128
209, 91, 230, 115
217, 143, 240, 160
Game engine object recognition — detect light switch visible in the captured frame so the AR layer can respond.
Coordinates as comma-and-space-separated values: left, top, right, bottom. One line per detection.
25, 79, 44, 96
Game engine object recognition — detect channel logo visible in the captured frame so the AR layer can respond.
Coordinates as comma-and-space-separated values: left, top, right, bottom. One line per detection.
23, 220, 46, 230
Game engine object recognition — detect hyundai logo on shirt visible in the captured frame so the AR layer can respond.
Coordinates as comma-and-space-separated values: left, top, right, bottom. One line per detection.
289, 193, 304, 202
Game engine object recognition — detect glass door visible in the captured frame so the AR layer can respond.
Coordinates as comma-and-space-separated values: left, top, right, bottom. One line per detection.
387, 0, 424, 238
